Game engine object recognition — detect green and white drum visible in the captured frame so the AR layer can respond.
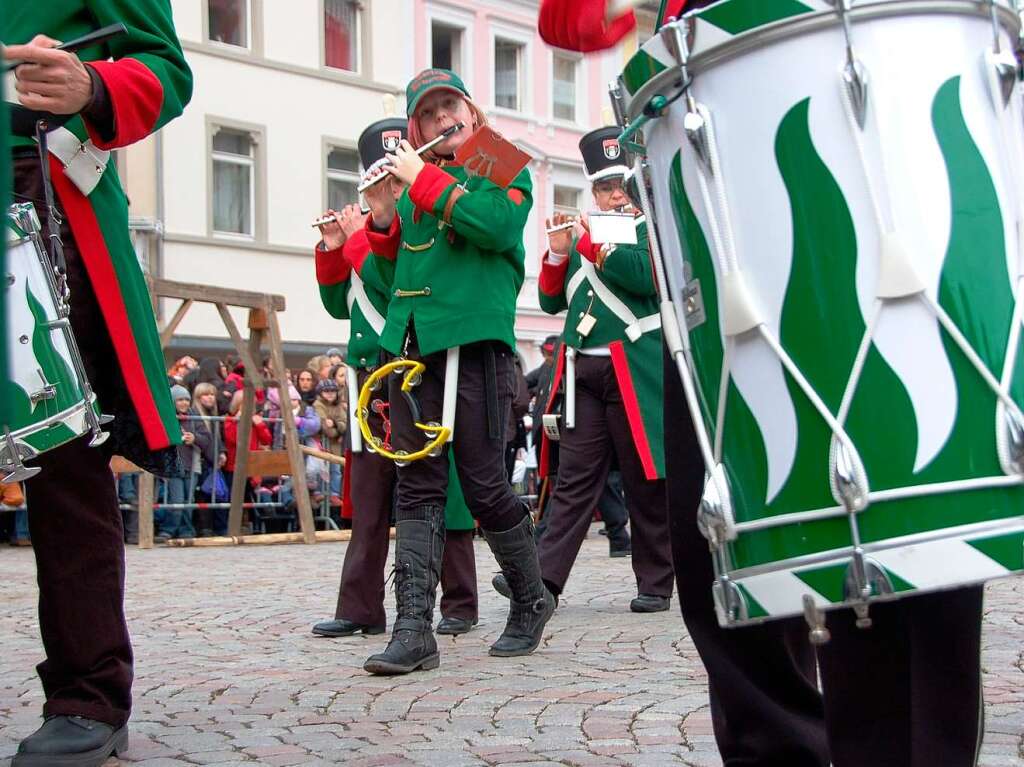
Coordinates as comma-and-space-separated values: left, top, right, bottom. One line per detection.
622, 0, 1024, 628
2, 202, 108, 482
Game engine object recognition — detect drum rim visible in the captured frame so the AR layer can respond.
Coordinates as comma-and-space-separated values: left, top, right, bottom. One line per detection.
0, 394, 97, 455
624, 0, 1022, 124
725, 515, 1024, 581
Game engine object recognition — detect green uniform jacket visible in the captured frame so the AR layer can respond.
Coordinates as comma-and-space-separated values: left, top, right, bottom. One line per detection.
315, 230, 475, 530
365, 162, 532, 356
4, 0, 193, 450
537, 216, 666, 479
1, 42, 7, 421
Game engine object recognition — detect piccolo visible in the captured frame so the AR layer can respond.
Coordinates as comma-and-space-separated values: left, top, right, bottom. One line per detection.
355, 121, 465, 194
311, 205, 371, 229
545, 221, 577, 235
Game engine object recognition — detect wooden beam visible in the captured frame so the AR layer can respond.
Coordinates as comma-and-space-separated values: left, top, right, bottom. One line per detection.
160, 298, 194, 349
152, 278, 286, 312
137, 473, 155, 550
165, 529, 391, 547
268, 309, 317, 543
228, 323, 263, 536
214, 302, 263, 388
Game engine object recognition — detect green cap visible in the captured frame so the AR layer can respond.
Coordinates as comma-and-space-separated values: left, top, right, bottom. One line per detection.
406, 68, 471, 118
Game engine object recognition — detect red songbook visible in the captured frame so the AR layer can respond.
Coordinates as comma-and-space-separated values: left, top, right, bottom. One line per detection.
454, 126, 532, 189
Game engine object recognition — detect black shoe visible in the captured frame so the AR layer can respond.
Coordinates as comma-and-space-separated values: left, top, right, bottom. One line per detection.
364, 505, 445, 676
436, 616, 477, 636
630, 594, 671, 613
312, 619, 385, 637
154, 533, 171, 544
483, 516, 556, 657
13, 716, 128, 767
610, 546, 632, 558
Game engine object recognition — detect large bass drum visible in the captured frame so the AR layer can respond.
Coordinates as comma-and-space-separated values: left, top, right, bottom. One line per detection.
622, 0, 1024, 628
2, 202, 108, 482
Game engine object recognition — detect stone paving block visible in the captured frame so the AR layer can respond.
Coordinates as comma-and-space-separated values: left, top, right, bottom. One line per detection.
1, 529, 1020, 767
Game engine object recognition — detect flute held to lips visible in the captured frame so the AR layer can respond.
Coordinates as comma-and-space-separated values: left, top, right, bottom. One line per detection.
312, 122, 466, 228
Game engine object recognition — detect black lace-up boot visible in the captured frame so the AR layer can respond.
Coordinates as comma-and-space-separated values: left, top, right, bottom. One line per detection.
483, 515, 555, 657
364, 505, 445, 675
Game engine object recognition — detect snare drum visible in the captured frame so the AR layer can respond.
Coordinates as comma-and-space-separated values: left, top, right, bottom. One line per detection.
2, 203, 108, 482
624, 0, 1024, 627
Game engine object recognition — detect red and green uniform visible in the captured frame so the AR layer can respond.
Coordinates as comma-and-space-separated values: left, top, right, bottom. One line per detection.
538, 217, 665, 480
315, 230, 474, 531
365, 163, 532, 356
3, 0, 193, 450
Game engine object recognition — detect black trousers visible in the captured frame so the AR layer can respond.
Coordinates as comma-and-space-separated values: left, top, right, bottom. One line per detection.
15, 156, 133, 728
334, 368, 478, 625
664, 348, 985, 766
388, 331, 526, 534
538, 354, 673, 597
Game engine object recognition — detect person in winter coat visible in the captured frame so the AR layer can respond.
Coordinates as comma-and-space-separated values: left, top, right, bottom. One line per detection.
313, 379, 346, 500
157, 385, 199, 542
186, 357, 232, 415
190, 382, 227, 535
223, 390, 272, 508
267, 385, 321, 449
295, 369, 318, 408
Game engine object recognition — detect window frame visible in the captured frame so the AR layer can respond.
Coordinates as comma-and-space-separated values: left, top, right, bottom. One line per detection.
207, 117, 267, 243
322, 138, 362, 214
550, 50, 585, 125
320, 0, 371, 78
552, 183, 583, 218
424, 4, 475, 94
203, 0, 262, 54
489, 22, 533, 117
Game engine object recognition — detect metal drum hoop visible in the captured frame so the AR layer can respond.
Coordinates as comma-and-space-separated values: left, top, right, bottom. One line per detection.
625, 0, 1022, 126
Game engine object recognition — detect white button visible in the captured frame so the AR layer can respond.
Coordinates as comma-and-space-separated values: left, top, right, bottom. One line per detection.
360, 358, 367, 365
578, 312, 585, 319
587, 290, 594, 298
356, 332, 363, 339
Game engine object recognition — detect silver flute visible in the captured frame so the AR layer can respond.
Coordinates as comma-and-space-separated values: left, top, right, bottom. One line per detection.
312, 122, 465, 228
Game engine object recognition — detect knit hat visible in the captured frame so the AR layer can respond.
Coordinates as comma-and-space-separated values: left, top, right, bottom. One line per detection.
406, 68, 470, 117
316, 379, 340, 394
170, 384, 190, 402
325, 347, 343, 358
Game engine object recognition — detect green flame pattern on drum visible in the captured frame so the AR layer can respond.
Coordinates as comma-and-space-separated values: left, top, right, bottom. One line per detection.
697, 0, 814, 35
669, 77, 1024, 584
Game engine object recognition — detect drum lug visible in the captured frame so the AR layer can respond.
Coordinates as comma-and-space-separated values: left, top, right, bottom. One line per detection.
29, 384, 57, 404
0, 427, 42, 484
984, 47, 1018, 111
697, 463, 737, 546
842, 553, 893, 607
802, 594, 831, 646
713, 577, 748, 625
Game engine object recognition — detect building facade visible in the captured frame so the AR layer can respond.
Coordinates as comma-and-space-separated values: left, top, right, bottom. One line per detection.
123, 0, 650, 371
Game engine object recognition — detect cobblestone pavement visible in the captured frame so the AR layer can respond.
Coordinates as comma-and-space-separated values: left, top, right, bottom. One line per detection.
1, 528, 1022, 766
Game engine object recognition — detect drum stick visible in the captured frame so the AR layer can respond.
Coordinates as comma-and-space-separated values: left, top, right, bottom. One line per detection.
4, 23, 129, 71
356, 122, 465, 193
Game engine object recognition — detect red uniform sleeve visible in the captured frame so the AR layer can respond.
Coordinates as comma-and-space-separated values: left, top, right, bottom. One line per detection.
539, 253, 571, 297
342, 228, 372, 274
314, 244, 351, 286
575, 232, 601, 263
364, 215, 402, 261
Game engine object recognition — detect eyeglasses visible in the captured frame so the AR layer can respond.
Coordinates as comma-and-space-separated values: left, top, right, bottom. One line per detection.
593, 178, 626, 195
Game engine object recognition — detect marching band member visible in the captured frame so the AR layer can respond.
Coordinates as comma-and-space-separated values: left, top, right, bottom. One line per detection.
360, 69, 553, 675
3, 3, 192, 764
311, 118, 479, 642
495, 127, 673, 611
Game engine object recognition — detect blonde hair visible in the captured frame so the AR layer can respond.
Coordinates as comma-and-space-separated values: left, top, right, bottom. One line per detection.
192, 383, 218, 417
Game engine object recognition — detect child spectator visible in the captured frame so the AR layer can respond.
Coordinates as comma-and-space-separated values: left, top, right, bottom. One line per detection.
157, 385, 198, 542
313, 379, 346, 501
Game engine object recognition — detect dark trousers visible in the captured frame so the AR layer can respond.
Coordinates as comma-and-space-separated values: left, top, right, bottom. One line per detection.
664, 347, 986, 766
15, 157, 133, 728
334, 369, 479, 626
538, 354, 673, 597
389, 333, 525, 534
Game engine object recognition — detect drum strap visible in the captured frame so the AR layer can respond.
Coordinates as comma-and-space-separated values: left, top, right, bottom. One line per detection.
33, 121, 69, 295
566, 258, 661, 342
347, 366, 363, 454
345, 272, 387, 336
